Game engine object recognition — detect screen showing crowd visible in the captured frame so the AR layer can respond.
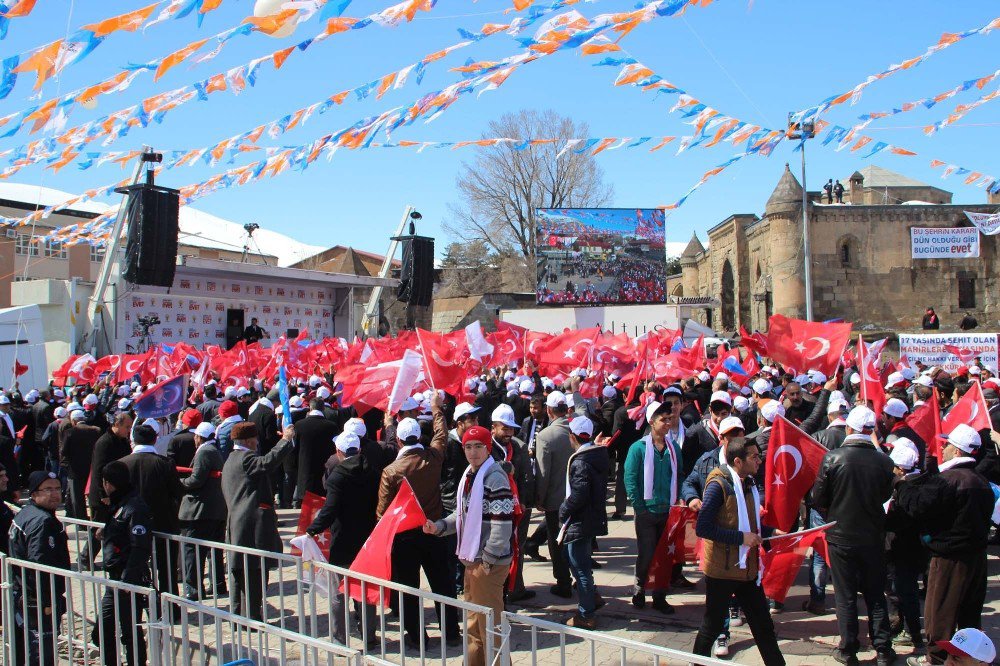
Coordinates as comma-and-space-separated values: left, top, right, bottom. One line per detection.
535, 208, 667, 307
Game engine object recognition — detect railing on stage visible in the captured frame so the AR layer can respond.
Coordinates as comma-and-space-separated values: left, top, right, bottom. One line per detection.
500, 611, 743, 666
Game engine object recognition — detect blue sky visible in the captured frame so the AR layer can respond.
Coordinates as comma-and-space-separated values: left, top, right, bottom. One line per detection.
4, 0, 999, 258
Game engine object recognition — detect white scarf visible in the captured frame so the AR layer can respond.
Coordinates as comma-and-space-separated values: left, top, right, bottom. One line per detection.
249, 397, 273, 417
727, 464, 761, 572
456, 456, 495, 562
642, 421, 683, 502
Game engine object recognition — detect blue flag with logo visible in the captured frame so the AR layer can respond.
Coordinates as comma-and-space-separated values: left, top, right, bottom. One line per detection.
278, 365, 292, 428
134, 374, 189, 419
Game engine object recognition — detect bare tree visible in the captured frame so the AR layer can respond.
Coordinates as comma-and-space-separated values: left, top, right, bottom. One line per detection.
446, 110, 613, 266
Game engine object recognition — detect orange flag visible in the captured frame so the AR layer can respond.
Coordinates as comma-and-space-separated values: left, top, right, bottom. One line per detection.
3, 0, 37, 18
83, 3, 158, 38
14, 40, 63, 89
155, 38, 209, 81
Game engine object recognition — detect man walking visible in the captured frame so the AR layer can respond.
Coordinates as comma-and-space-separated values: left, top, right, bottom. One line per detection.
294, 399, 338, 502
811, 406, 896, 666
691, 437, 784, 665
533, 390, 575, 598
179, 422, 227, 601
60, 410, 101, 519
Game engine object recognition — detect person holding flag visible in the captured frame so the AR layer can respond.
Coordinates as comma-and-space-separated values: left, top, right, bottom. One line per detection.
811, 406, 896, 666
423, 425, 513, 666
691, 436, 784, 665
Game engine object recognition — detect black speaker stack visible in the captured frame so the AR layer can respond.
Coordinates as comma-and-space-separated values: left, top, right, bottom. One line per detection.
117, 170, 180, 288
396, 235, 434, 307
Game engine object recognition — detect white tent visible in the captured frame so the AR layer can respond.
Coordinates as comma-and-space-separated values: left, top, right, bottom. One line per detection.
0, 305, 50, 391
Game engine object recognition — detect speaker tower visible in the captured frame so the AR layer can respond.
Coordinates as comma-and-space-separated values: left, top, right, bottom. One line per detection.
119, 182, 180, 288
397, 235, 434, 307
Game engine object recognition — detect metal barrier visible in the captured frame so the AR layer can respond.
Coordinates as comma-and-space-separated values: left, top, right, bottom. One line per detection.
157, 592, 363, 666
1, 555, 161, 666
500, 612, 743, 666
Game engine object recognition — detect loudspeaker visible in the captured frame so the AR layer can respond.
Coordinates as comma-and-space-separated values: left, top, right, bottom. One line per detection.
120, 183, 180, 287
397, 236, 434, 307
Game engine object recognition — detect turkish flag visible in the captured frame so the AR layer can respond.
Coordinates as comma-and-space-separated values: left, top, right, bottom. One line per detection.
739, 325, 769, 359
762, 416, 828, 531
487, 327, 523, 367
342, 479, 427, 605
761, 522, 833, 603
416, 328, 468, 396
905, 389, 942, 459
12, 360, 28, 377
942, 380, 992, 435
944, 345, 980, 364
116, 354, 148, 384
858, 338, 888, 415
765, 315, 852, 376
524, 330, 554, 367
535, 327, 601, 374
645, 506, 698, 590
342, 350, 423, 416
291, 491, 330, 560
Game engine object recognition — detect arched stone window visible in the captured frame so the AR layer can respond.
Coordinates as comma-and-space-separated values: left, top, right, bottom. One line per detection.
837, 235, 860, 269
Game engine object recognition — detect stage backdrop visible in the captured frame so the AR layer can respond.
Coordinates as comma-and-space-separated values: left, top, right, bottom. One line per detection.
535, 208, 666, 307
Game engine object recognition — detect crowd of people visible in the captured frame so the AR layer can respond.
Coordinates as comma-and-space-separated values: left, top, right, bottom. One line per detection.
0, 344, 996, 666
538, 255, 667, 304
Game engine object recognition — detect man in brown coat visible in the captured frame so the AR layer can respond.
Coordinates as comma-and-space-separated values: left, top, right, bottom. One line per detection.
377, 393, 460, 649
60, 410, 102, 519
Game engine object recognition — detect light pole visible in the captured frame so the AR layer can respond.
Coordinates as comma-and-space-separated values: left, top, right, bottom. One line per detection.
787, 114, 816, 321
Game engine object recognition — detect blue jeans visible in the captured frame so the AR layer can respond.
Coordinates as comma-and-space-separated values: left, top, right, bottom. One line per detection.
808, 509, 829, 603
565, 539, 596, 618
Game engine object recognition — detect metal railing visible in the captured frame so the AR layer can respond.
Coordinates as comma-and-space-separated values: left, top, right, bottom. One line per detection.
2, 555, 161, 666
500, 612, 744, 666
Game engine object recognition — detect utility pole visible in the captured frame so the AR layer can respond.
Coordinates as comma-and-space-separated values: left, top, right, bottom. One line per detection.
787, 115, 816, 321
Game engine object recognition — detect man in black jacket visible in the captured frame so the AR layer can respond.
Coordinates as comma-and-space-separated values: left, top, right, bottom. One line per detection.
196, 384, 222, 422
441, 402, 477, 594
811, 406, 895, 666
897, 424, 995, 666
881, 398, 927, 471
9, 470, 70, 666
683, 391, 731, 477
166, 409, 202, 469
307, 431, 380, 645
294, 399, 339, 504
609, 393, 641, 521
120, 424, 185, 608
61, 410, 102, 519
88, 412, 134, 523
95, 461, 153, 666
179, 422, 227, 601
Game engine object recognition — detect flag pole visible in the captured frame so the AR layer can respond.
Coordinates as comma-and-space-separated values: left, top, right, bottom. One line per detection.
762, 520, 836, 542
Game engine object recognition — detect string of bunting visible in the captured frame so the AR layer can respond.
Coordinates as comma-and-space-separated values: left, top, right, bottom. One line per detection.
792, 14, 1000, 123
0, 0, 602, 178
0, 0, 428, 152
0, 0, 38, 40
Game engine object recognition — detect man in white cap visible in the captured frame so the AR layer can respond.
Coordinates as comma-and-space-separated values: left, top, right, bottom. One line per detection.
624, 386, 685, 615
533, 390, 575, 597
897, 424, 995, 666
61, 410, 102, 519
506, 377, 539, 427
933, 628, 996, 666
293, 398, 339, 506
179, 421, 227, 601
881, 398, 927, 470
885, 440, 925, 650
683, 391, 733, 477
811, 406, 896, 666
490, 403, 536, 602
814, 398, 850, 451
379, 395, 421, 450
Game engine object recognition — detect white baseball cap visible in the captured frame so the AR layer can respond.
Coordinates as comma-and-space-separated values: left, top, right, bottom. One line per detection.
0, 395, 12, 405
491, 404, 519, 429
343, 417, 366, 437
518, 379, 535, 394
289, 395, 304, 408
398, 396, 420, 413
807, 369, 827, 385
69, 409, 86, 422
733, 396, 750, 413
194, 422, 216, 438
969, 365, 982, 376
939, 423, 981, 454
335, 432, 361, 453
698, 371, 711, 382
24, 389, 39, 403
601, 385, 618, 399
223, 386, 237, 399
913, 375, 934, 388
883, 398, 909, 419
849, 373, 861, 385
937, 628, 996, 663
759, 400, 785, 423
889, 438, 919, 471
846, 406, 876, 431
569, 416, 594, 439
316, 386, 332, 400
236, 387, 251, 398
53, 406, 67, 418
884, 372, 906, 389
718, 416, 745, 435
899, 367, 916, 381
309, 375, 323, 388
453, 402, 481, 421
709, 391, 732, 407
83, 394, 99, 406
545, 391, 567, 408
715, 372, 729, 382
396, 417, 421, 442
752, 378, 772, 396
827, 398, 849, 414
117, 398, 132, 411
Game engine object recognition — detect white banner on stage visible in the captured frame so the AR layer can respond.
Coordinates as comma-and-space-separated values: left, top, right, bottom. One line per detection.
898, 333, 999, 374
965, 211, 1000, 235
910, 227, 980, 259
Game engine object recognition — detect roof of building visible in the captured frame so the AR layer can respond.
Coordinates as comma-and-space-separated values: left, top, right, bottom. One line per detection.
681, 233, 705, 258
764, 164, 803, 216
325, 247, 371, 276
294, 244, 402, 270
0, 183, 325, 268
850, 165, 931, 188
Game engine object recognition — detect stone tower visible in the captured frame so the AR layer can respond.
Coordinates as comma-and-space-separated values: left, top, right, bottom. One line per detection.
764, 164, 806, 319
679, 232, 705, 297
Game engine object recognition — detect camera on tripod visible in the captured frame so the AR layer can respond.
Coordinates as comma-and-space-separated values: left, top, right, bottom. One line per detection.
138, 315, 160, 328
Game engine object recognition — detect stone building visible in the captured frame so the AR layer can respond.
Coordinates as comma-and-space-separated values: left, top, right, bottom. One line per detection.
678, 165, 1000, 333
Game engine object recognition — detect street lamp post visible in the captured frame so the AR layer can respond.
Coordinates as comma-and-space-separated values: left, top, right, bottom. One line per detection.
787, 114, 816, 321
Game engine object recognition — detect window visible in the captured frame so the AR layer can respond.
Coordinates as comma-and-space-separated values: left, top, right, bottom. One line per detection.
839, 242, 851, 266
13, 276, 35, 282
837, 234, 859, 268
958, 272, 976, 309
15, 234, 38, 256
90, 245, 106, 263
43, 240, 66, 259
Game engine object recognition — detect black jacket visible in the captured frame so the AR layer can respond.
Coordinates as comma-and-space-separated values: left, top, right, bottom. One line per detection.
611, 403, 641, 461
88, 431, 131, 511
120, 450, 185, 533
196, 398, 221, 423
249, 403, 281, 456
814, 424, 847, 450
179, 443, 226, 522
9, 501, 70, 610
307, 451, 381, 567
683, 420, 719, 478
599, 396, 623, 437
102, 491, 154, 585
31, 400, 55, 443
520, 415, 548, 452
885, 473, 927, 568
811, 435, 894, 547
166, 429, 198, 469
440, 431, 469, 514
60, 423, 102, 480
896, 458, 994, 559
681, 445, 723, 504
558, 444, 609, 544
0, 499, 13, 554
885, 423, 927, 471
295, 415, 339, 498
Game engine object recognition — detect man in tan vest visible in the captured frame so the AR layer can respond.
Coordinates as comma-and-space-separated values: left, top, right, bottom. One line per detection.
691, 436, 784, 666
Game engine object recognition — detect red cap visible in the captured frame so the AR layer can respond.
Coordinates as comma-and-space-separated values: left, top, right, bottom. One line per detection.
181, 409, 203, 428
218, 400, 239, 419
462, 426, 493, 453
956, 366, 969, 377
